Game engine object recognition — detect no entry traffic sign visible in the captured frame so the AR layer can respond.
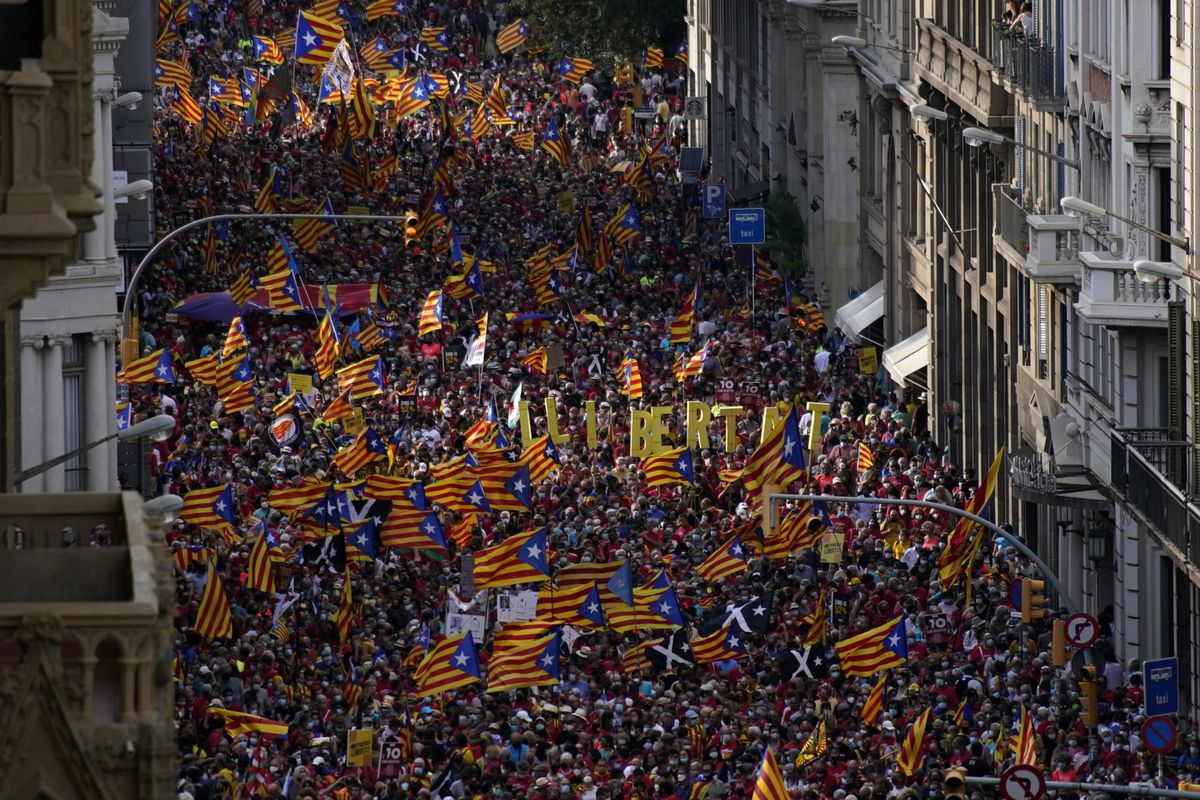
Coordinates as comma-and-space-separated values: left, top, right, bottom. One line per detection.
1000, 764, 1046, 800
1143, 716, 1178, 754
1064, 612, 1098, 648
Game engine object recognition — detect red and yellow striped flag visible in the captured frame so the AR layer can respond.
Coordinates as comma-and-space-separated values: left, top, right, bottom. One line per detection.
751, 748, 787, 800
896, 708, 931, 776
521, 346, 548, 376
195, 566, 233, 639
333, 568, 353, 647
861, 673, 886, 726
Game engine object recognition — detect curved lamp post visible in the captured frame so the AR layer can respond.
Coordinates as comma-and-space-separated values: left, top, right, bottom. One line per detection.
16, 414, 176, 485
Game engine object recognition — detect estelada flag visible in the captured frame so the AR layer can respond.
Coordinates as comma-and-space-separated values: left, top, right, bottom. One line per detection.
834, 615, 907, 677
337, 355, 384, 399
117, 348, 175, 384
496, 19, 530, 54
472, 528, 550, 589
414, 632, 481, 696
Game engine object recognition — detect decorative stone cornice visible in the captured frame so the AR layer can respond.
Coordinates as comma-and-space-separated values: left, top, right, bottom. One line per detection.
45, 335, 73, 349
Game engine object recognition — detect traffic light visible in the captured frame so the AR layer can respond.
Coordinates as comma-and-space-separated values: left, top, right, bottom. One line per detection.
1079, 664, 1099, 727
1021, 579, 1048, 623
1051, 618, 1067, 667
943, 766, 967, 800
403, 211, 419, 246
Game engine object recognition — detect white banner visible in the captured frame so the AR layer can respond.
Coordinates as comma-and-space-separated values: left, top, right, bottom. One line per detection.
445, 611, 487, 641
495, 590, 539, 623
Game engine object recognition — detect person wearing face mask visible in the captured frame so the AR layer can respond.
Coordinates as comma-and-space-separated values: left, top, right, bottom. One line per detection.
1178, 739, 1200, 775
1048, 753, 1080, 785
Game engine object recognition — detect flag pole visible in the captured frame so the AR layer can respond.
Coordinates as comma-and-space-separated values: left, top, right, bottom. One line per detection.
749, 245, 756, 325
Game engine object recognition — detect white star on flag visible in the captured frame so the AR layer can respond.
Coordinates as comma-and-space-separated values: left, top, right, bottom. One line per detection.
525, 543, 542, 560
302, 31, 318, 47
453, 651, 468, 666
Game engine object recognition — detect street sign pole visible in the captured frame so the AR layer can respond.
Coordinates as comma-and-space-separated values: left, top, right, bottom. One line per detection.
1144, 657, 1181, 718
967, 775, 1200, 799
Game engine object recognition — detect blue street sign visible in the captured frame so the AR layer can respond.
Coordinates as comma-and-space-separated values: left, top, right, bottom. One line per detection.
728, 207, 766, 245
702, 183, 726, 219
1144, 657, 1180, 717
1142, 716, 1178, 754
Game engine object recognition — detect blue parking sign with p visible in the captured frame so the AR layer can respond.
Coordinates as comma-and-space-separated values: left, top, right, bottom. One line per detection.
1144, 657, 1179, 717
702, 183, 726, 219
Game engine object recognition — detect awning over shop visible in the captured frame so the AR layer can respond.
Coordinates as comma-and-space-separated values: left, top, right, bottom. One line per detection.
834, 280, 885, 338
882, 328, 930, 384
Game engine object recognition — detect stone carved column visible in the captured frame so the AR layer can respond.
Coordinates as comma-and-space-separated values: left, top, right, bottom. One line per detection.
19, 338, 45, 493
86, 333, 111, 489
41, 335, 69, 492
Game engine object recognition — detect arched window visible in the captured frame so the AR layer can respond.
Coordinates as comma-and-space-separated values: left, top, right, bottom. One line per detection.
93, 638, 122, 723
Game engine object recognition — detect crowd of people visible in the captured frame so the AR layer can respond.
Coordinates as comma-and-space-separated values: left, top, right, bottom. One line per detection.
130, 1, 1179, 798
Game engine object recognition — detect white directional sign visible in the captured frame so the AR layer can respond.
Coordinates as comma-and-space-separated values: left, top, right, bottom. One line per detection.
1000, 764, 1046, 800
1064, 612, 1099, 648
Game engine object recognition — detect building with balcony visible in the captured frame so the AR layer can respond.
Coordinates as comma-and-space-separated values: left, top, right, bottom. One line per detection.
0, 493, 176, 800
684, 0, 872, 306
17, 2, 129, 495
844, 0, 1200, 713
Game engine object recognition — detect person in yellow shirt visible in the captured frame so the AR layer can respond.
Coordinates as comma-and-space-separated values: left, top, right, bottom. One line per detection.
621, 100, 635, 136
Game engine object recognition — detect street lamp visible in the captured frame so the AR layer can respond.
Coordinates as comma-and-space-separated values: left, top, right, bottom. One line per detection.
831, 35, 915, 55
114, 179, 153, 201
1063, 196, 1192, 255
113, 91, 142, 110
16, 414, 176, 485
961, 126, 1080, 170
120, 212, 421, 365
1132, 260, 1191, 284
144, 493, 184, 522
909, 103, 949, 122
